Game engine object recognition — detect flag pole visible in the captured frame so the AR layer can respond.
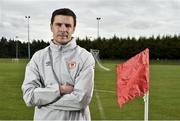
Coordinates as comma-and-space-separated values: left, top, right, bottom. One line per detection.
143, 91, 149, 121
144, 48, 149, 121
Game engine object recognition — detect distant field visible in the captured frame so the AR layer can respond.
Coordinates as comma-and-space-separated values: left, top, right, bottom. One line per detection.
0, 59, 180, 120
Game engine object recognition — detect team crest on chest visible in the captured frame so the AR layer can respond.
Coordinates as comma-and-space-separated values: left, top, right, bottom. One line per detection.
68, 59, 76, 69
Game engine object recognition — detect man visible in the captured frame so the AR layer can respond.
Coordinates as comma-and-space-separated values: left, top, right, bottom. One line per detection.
22, 8, 95, 120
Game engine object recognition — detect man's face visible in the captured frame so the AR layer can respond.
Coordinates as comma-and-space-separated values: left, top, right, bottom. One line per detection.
51, 15, 75, 45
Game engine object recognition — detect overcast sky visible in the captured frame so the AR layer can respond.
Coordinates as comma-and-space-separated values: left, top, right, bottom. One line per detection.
0, 0, 180, 42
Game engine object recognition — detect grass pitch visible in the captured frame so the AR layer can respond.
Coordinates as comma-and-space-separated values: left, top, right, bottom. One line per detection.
0, 59, 180, 120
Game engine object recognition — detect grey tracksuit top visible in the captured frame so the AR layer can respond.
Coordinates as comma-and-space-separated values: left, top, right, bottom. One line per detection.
21, 38, 95, 120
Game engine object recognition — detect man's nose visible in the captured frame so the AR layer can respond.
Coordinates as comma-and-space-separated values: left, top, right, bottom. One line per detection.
60, 24, 67, 31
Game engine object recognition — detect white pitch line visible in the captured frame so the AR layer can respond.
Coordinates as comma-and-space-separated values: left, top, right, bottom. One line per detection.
94, 89, 116, 94
95, 92, 106, 119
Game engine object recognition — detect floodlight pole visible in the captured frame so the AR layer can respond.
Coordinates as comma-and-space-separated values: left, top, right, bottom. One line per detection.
96, 17, 101, 38
15, 36, 18, 59
25, 16, 31, 59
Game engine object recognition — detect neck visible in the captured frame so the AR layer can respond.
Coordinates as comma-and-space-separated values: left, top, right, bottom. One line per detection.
53, 37, 73, 45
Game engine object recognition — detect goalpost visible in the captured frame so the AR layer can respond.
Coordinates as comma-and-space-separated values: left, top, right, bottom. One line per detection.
90, 49, 110, 71
12, 58, 19, 63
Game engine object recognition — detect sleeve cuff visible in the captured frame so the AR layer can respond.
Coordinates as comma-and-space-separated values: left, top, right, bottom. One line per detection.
46, 83, 61, 97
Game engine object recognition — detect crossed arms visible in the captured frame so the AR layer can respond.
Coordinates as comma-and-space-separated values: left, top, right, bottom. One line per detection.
22, 53, 95, 110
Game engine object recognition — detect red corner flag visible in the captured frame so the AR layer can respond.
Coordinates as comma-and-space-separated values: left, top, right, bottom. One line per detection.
116, 48, 149, 107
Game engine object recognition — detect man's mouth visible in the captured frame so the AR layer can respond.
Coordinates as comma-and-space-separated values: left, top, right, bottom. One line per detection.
57, 33, 68, 38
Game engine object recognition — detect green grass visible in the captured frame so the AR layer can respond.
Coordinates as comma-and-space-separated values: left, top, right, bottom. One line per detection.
0, 59, 34, 120
0, 59, 180, 120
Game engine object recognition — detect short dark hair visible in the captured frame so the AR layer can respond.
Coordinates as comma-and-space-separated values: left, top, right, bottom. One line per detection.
51, 8, 76, 27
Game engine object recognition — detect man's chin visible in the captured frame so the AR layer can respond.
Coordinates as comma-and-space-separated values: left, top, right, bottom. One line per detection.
54, 38, 70, 45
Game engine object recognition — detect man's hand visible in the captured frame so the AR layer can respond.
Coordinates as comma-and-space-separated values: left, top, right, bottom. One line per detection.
59, 83, 74, 95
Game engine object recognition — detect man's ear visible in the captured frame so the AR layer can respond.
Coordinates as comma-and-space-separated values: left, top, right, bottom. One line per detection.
50, 24, 53, 32
72, 27, 75, 34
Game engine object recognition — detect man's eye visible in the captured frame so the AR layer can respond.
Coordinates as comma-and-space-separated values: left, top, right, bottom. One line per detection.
56, 23, 62, 27
65, 24, 71, 28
